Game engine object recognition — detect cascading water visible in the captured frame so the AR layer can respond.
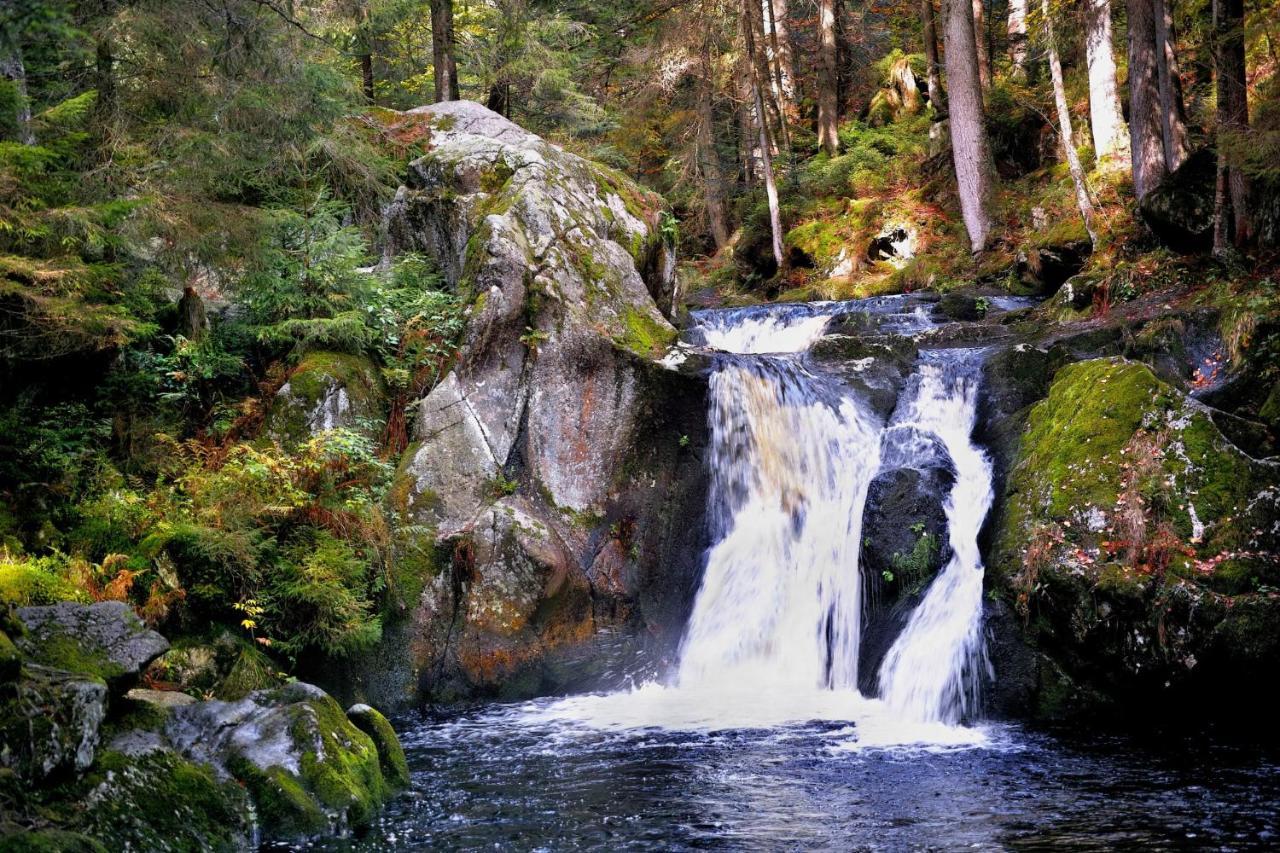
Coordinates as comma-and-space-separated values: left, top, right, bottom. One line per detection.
675, 323, 880, 693
875, 351, 994, 724
523, 296, 998, 743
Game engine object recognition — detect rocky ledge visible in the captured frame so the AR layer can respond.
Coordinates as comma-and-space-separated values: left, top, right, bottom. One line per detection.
1, 602, 407, 850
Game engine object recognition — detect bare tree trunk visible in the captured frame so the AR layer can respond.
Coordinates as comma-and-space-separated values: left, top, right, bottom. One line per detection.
1127, 0, 1167, 198
746, 0, 783, 152
430, 0, 459, 102
1213, 0, 1251, 248
1042, 0, 1098, 245
946, 0, 998, 251
742, 0, 784, 271
1153, 0, 1190, 171
1084, 0, 1128, 165
817, 0, 840, 155
972, 0, 992, 90
764, 0, 796, 111
735, 58, 758, 188
922, 0, 945, 112
0, 27, 33, 144
698, 27, 732, 249
355, 0, 375, 103
1007, 0, 1029, 81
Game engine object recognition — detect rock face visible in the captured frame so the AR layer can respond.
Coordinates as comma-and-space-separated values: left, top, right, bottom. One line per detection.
0, 665, 107, 783
1138, 148, 1215, 250
987, 357, 1280, 720
339, 101, 706, 707
14, 601, 169, 689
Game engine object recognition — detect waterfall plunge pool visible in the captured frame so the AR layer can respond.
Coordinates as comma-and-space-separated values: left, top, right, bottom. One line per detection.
309, 296, 1279, 850
318, 702, 1280, 851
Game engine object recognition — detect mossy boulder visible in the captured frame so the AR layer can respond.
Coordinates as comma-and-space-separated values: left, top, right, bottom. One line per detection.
0, 630, 18, 682
346, 703, 410, 788
1138, 149, 1216, 251
64, 750, 253, 852
265, 350, 385, 446
988, 357, 1280, 720
164, 681, 402, 843
14, 602, 169, 691
0, 665, 107, 784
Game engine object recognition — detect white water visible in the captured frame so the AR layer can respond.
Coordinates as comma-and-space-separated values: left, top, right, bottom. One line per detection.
876, 356, 994, 723
515, 299, 996, 746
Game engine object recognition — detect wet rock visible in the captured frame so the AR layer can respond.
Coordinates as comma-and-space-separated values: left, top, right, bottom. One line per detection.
165, 681, 400, 843
810, 334, 918, 420
266, 351, 385, 446
862, 465, 951, 594
346, 704, 410, 788
15, 602, 168, 690
934, 292, 984, 322
1139, 149, 1216, 251
0, 665, 107, 783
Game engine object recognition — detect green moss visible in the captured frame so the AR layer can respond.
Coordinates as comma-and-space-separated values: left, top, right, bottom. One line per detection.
73, 750, 251, 852
227, 755, 330, 839
889, 532, 941, 594
614, 306, 676, 357
480, 159, 515, 194
268, 351, 386, 446
216, 642, 279, 700
293, 694, 387, 830
25, 634, 122, 684
0, 629, 18, 681
346, 706, 410, 789
0, 556, 87, 607
0, 830, 106, 853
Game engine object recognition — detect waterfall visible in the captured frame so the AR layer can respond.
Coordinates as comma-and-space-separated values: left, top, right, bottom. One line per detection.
875, 353, 994, 724
679, 303, 994, 722
676, 356, 880, 691
529, 297, 997, 742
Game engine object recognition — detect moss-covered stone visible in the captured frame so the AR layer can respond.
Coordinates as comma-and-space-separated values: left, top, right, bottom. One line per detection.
346, 704, 410, 789
989, 357, 1280, 720
614, 305, 677, 357
70, 750, 252, 852
264, 350, 386, 447
0, 630, 18, 682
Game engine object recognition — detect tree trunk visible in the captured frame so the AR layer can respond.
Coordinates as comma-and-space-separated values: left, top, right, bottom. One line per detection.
698, 31, 732, 249
1084, 0, 1129, 165
430, 0, 459, 102
742, 0, 784, 271
1007, 0, 1029, 81
735, 58, 758, 187
1213, 0, 1251, 247
486, 83, 509, 117
746, 0, 783, 152
922, 0, 945, 113
1126, 0, 1167, 198
1153, 0, 1190, 171
817, 0, 840, 155
972, 0, 991, 90
356, 0, 375, 103
764, 0, 796, 111
1043, 0, 1098, 246
0, 27, 33, 145
946, 0, 997, 252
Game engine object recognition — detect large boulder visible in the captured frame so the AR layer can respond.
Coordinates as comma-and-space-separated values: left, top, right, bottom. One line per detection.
345, 101, 706, 707
265, 351, 385, 446
0, 665, 107, 784
987, 357, 1280, 721
1138, 149, 1216, 251
14, 602, 168, 691
163, 681, 399, 843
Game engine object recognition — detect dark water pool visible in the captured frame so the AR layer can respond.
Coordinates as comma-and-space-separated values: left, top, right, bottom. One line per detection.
305, 692, 1280, 852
